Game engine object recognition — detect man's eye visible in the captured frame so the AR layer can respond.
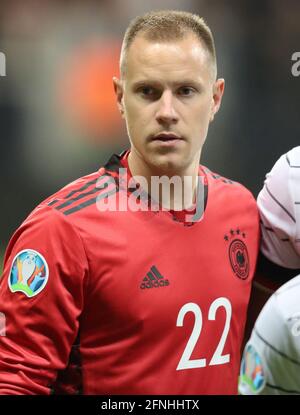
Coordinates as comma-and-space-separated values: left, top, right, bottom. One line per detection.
178, 87, 195, 96
139, 86, 156, 97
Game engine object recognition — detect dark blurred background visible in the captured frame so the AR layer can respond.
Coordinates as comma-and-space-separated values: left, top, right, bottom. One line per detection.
1, 0, 300, 262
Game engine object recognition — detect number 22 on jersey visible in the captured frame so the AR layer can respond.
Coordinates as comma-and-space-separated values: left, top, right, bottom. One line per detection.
176, 297, 232, 370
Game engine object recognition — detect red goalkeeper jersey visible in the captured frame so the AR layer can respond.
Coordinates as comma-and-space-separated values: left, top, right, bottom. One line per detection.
0, 151, 259, 394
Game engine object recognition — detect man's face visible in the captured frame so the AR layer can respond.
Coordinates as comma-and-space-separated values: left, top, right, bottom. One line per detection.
114, 33, 224, 175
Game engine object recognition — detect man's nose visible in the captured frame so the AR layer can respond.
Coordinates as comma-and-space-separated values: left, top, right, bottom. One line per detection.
155, 90, 179, 125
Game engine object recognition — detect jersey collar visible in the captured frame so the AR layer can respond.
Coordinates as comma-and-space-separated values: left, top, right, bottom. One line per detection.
103, 150, 208, 225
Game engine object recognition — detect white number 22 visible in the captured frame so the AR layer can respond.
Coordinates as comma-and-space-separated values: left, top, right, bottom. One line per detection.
176, 297, 232, 370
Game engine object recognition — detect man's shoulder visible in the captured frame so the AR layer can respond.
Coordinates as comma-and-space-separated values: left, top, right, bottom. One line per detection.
263, 146, 300, 187
23, 168, 108, 226
38, 152, 126, 219
285, 146, 300, 167
253, 275, 300, 341
274, 275, 300, 320
44, 169, 104, 206
3, 169, 110, 269
201, 165, 256, 202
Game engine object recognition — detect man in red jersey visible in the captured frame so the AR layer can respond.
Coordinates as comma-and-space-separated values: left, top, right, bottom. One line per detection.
0, 10, 260, 394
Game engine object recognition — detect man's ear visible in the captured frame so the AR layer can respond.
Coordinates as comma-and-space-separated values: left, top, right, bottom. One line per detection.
113, 76, 125, 118
210, 78, 225, 122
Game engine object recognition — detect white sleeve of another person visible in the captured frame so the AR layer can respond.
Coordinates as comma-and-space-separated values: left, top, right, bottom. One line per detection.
239, 276, 300, 395
257, 146, 300, 268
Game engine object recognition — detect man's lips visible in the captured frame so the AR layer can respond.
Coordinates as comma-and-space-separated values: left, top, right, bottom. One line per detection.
151, 133, 183, 141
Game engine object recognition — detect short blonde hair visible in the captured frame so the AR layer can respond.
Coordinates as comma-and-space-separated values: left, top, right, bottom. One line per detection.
120, 10, 217, 78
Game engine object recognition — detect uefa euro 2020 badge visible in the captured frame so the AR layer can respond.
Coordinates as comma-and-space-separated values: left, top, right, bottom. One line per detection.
239, 344, 266, 395
8, 249, 49, 298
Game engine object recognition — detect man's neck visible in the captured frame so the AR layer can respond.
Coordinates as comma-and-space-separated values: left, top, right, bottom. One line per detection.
127, 150, 200, 211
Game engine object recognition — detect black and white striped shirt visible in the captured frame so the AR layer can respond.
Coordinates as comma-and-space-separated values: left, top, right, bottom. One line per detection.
239, 275, 300, 395
239, 147, 300, 395
258, 147, 300, 269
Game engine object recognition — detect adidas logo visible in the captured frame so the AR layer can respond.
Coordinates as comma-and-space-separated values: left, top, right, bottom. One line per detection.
140, 266, 170, 289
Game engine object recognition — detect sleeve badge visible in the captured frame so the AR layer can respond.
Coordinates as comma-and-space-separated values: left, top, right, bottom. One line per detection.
8, 249, 49, 298
239, 344, 266, 395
